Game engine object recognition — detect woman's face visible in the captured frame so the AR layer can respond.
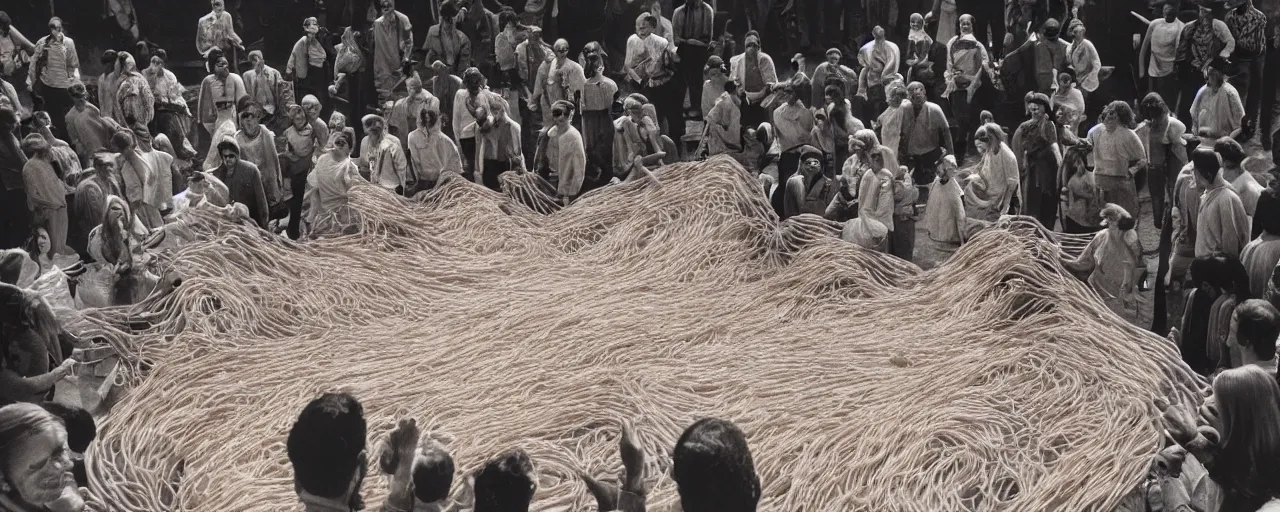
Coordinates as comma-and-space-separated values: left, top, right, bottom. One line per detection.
150, 56, 163, 70
36, 229, 50, 255
1028, 102, 1045, 119
332, 136, 351, 157
1206, 68, 1224, 87
211, 0, 224, 14
108, 200, 125, 218
2, 426, 74, 505
1101, 110, 1118, 129
960, 17, 973, 34
240, 112, 257, 131
214, 57, 230, 78
975, 135, 989, 154
292, 110, 308, 129
124, 55, 136, 72
1071, 25, 1085, 39
910, 16, 924, 32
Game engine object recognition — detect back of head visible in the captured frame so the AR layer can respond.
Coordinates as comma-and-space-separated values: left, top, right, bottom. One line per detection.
0, 403, 62, 464
20, 133, 50, 159
287, 393, 367, 500
1191, 146, 1221, 183
473, 449, 535, 512
1214, 137, 1246, 167
1211, 366, 1280, 479
39, 403, 95, 453
672, 418, 761, 512
1236, 299, 1280, 361
412, 444, 455, 503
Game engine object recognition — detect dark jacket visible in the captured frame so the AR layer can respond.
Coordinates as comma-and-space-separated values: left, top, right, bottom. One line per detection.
212, 159, 270, 229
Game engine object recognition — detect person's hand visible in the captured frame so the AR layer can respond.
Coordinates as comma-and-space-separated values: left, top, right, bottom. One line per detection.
386, 417, 420, 474
924, 11, 934, 21
1167, 327, 1180, 346
1160, 402, 1200, 445
55, 359, 76, 380
1151, 444, 1188, 478
618, 422, 644, 492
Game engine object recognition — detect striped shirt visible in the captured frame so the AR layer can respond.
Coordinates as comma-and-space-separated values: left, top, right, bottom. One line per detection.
672, 2, 713, 44
1225, 6, 1267, 55
32, 36, 78, 89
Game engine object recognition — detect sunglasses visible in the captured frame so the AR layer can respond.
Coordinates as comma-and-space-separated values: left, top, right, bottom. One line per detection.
334, 139, 349, 147
551, 110, 567, 117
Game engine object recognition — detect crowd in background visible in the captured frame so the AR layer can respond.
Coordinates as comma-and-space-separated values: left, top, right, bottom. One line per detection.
2, 0, 1280, 510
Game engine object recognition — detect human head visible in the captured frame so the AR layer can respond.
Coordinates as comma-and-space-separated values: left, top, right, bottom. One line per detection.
119, 51, 138, 74
884, 80, 906, 104
0, 403, 75, 506
959, 14, 974, 34
907, 81, 927, 107
25, 227, 51, 259
1210, 366, 1280, 475
330, 111, 348, 132
1026, 92, 1051, 119
1057, 69, 1075, 90
412, 442, 455, 503
211, 0, 225, 13
940, 154, 959, 179
304, 16, 320, 35
550, 100, 574, 127
910, 13, 925, 33
363, 114, 386, 137
249, 50, 264, 69
464, 67, 485, 92
673, 418, 760, 512
287, 393, 368, 506
150, 48, 168, 70
1068, 18, 1084, 40
800, 146, 823, 175
406, 75, 423, 96
440, 1, 458, 24
289, 105, 308, 129
744, 31, 761, 55
1100, 203, 1136, 231
1206, 57, 1228, 87
499, 10, 519, 32
207, 48, 229, 78
974, 123, 1005, 154
872, 25, 885, 41
1214, 137, 1246, 168
825, 48, 841, 66
47, 17, 63, 38
238, 104, 263, 131
418, 107, 441, 131
1164, 1, 1179, 20
1043, 18, 1061, 40
20, 134, 50, 160
1100, 101, 1134, 130
637, 13, 657, 37
301, 95, 322, 120
100, 49, 118, 68
378, 0, 395, 15
91, 151, 117, 175
0, 108, 16, 132
1191, 146, 1222, 187
1139, 92, 1170, 121
1234, 300, 1280, 361
1199, 4, 1213, 21
473, 449, 536, 512
0, 12, 10, 35
216, 140, 241, 168
552, 39, 570, 59
69, 83, 88, 104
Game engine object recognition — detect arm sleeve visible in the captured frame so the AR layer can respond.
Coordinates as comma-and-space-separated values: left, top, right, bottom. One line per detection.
1215, 20, 1235, 57
394, 143, 409, 186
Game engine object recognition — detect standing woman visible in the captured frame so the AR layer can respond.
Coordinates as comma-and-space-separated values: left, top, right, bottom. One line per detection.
1138, 2, 1185, 113
1060, 140, 1102, 234
197, 48, 248, 171
1087, 101, 1147, 226
1067, 19, 1102, 132
944, 15, 993, 165
97, 50, 120, 124
1060, 204, 1144, 315
235, 104, 284, 218
114, 51, 154, 129
143, 49, 193, 158
371, 0, 414, 100
28, 17, 79, 142
536, 100, 587, 204
20, 135, 68, 256
581, 53, 618, 191
282, 105, 324, 240
1011, 92, 1061, 229
962, 123, 1020, 221
1050, 70, 1085, 136
306, 130, 361, 237
287, 18, 328, 117
406, 108, 462, 191
1135, 92, 1188, 229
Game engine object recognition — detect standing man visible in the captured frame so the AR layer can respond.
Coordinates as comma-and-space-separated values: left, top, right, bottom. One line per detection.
196, 0, 244, 69
625, 13, 682, 150
673, 0, 714, 121
730, 31, 777, 129
1139, 2, 1185, 113
424, 1, 473, 78
28, 17, 79, 142
1030, 19, 1070, 95
243, 51, 284, 127
857, 26, 901, 122
1224, 0, 1266, 141
372, 0, 414, 100
1175, 0, 1235, 123
899, 81, 952, 204
211, 139, 269, 229
358, 114, 411, 195
287, 18, 329, 120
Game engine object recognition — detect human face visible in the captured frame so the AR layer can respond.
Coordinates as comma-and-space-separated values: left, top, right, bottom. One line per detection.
220, 150, 239, 168
1206, 68, 1224, 87
825, 92, 837, 106
150, 56, 164, 70
2, 425, 75, 505
627, 102, 644, 121
1102, 110, 1118, 130
47, 20, 63, 37
304, 101, 322, 121
1028, 102, 1045, 119
292, 110, 308, 129
1071, 24, 1085, 40
827, 53, 839, 66
332, 136, 351, 156
211, 0, 224, 14
959, 17, 973, 34
250, 53, 263, 69
36, 229, 50, 255
1164, 3, 1177, 21
873, 26, 885, 41
908, 84, 926, 106
552, 107, 570, 126
215, 57, 230, 78
365, 119, 384, 136
1199, 6, 1211, 21
636, 19, 652, 37
0, 96, 11, 111
124, 55, 136, 72
910, 17, 924, 32
408, 80, 422, 96
304, 19, 319, 35
553, 42, 569, 59
746, 40, 760, 55
803, 157, 822, 174
975, 133, 990, 154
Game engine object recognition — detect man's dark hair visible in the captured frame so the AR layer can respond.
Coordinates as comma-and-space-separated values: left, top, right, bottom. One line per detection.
412, 447, 455, 503
1236, 299, 1280, 361
440, 0, 459, 20
1191, 146, 1221, 183
641, 13, 658, 28
499, 10, 519, 30
216, 140, 240, 156
100, 49, 118, 66
40, 403, 96, 453
473, 449, 535, 512
1214, 137, 1246, 166
672, 418, 761, 512
287, 393, 368, 499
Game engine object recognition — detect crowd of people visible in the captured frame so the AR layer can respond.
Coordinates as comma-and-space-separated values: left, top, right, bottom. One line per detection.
1, 0, 1280, 509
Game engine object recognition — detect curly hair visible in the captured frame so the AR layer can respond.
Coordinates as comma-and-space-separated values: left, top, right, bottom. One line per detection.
1100, 101, 1135, 129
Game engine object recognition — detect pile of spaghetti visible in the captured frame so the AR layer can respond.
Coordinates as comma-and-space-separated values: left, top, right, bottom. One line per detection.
78, 156, 1204, 511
